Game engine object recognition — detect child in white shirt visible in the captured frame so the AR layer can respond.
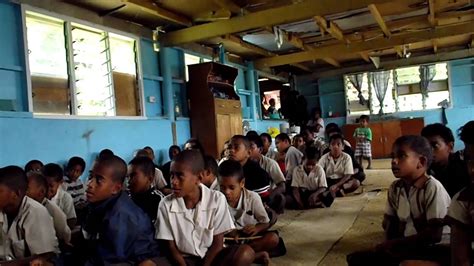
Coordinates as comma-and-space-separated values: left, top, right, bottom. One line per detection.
43, 163, 77, 229
155, 150, 255, 266
219, 160, 280, 265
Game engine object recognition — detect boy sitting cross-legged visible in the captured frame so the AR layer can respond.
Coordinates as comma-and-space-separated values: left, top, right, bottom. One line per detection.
219, 160, 281, 265
82, 155, 159, 265
154, 150, 255, 266
0, 166, 58, 264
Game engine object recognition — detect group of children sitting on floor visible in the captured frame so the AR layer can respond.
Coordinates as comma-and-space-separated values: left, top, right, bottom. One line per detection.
1, 117, 473, 265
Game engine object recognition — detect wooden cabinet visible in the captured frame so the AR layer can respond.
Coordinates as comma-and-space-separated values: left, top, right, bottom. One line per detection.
343, 118, 424, 159
187, 62, 241, 158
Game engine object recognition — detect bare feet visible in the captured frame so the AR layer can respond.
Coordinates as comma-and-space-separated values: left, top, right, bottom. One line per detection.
255, 251, 271, 266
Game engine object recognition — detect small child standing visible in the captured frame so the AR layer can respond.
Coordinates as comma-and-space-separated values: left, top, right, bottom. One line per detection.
219, 160, 280, 265
347, 136, 451, 266
27, 172, 71, 246
155, 150, 255, 266
82, 155, 158, 265
353, 115, 373, 169
43, 163, 77, 229
289, 147, 334, 209
0, 166, 58, 263
128, 156, 163, 223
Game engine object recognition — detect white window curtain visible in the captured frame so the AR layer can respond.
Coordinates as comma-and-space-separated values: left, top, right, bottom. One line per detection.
369, 71, 391, 115
348, 73, 366, 106
419, 64, 436, 108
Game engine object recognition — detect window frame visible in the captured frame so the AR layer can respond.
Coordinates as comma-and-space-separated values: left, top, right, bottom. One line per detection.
21, 5, 146, 119
344, 62, 452, 117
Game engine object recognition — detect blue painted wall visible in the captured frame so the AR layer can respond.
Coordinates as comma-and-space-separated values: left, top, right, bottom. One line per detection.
0, 2, 190, 175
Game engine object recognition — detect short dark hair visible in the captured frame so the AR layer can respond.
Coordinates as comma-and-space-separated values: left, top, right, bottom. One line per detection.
231, 135, 250, 149
359, 115, 370, 122
185, 138, 205, 154
421, 123, 455, 144
96, 155, 128, 183
325, 123, 341, 135
329, 133, 345, 144
173, 150, 204, 175
246, 131, 259, 138
129, 156, 156, 178
275, 133, 290, 143
204, 155, 218, 177
24, 160, 43, 172
394, 135, 433, 167
99, 149, 114, 160
135, 149, 150, 158
304, 146, 320, 161
28, 172, 49, 195
143, 146, 154, 153
260, 133, 272, 144
42, 163, 64, 182
248, 135, 263, 149
0, 166, 28, 194
168, 145, 181, 159
459, 121, 474, 145
66, 156, 86, 172
218, 159, 244, 182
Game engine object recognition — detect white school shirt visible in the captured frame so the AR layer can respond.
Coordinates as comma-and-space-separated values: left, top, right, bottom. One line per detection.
318, 152, 354, 180
285, 146, 304, 181
265, 149, 279, 161
0, 197, 59, 260
51, 187, 77, 220
228, 189, 270, 229
386, 177, 451, 241
153, 167, 167, 190
62, 176, 86, 207
209, 178, 219, 191
155, 184, 235, 258
259, 156, 286, 188
42, 198, 71, 244
291, 165, 328, 191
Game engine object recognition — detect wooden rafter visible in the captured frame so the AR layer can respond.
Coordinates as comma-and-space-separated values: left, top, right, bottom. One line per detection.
360, 52, 371, 62
368, 4, 391, 37
432, 39, 438, 53
394, 46, 404, 57
123, 0, 192, 26
159, 0, 415, 46
428, 0, 436, 26
314, 16, 350, 44
323, 58, 341, 67
254, 21, 474, 68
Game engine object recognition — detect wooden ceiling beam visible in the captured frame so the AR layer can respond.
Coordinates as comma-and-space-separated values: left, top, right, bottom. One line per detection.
360, 52, 371, 62
432, 39, 438, 53
159, 0, 415, 46
314, 16, 350, 44
214, 0, 246, 14
368, 4, 392, 37
394, 46, 404, 57
428, 0, 436, 26
254, 21, 474, 68
323, 57, 341, 67
123, 0, 192, 26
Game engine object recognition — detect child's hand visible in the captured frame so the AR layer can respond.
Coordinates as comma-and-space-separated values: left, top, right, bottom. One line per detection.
138, 259, 157, 266
242, 225, 259, 236
375, 240, 397, 254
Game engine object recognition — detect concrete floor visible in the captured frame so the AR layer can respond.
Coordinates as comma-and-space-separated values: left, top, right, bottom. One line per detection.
272, 159, 393, 266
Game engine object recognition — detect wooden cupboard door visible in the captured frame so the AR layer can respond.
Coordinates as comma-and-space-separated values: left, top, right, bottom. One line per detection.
370, 122, 385, 159
216, 114, 232, 158
229, 113, 242, 136
342, 124, 359, 149
400, 118, 424, 136
382, 120, 402, 157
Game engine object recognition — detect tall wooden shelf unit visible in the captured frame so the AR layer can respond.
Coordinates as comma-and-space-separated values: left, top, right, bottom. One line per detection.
187, 62, 242, 158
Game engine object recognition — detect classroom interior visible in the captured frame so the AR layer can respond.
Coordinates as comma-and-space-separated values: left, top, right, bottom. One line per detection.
1, 0, 474, 265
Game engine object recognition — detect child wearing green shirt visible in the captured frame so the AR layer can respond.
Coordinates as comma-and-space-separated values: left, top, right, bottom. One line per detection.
353, 115, 373, 169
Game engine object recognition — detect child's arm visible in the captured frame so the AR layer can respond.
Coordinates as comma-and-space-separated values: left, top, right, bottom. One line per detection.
203, 233, 225, 266
292, 187, 305, 209
382, 214, 401, 240
242, 223, 271, 236
308, 187, 327, 206
451, 222, 472, 266
366, 128, 372, 142
66, 218, 77, 230
166, 240, 186, 266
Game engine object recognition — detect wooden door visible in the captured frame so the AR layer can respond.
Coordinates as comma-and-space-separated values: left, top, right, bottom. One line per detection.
229, 113, 242, 136
400, 118, 424, 136
382, 120, 402, 157
216, 114, 232, 158
370, 122, 385, 159
342, 124, 359, 149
